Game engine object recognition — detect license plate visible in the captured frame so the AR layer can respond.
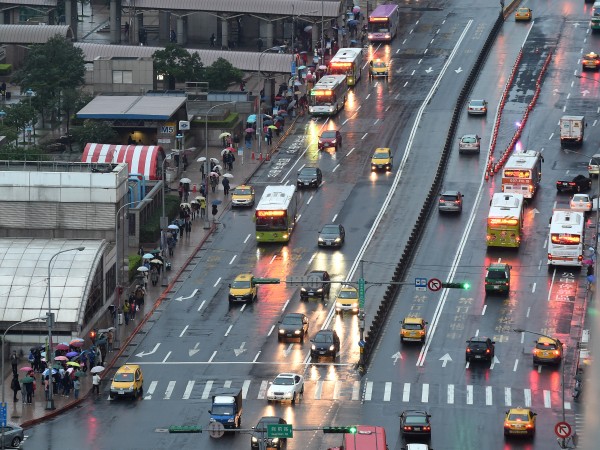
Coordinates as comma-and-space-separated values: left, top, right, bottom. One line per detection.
118, 390, 124, 394
414, 427, 421, 431
304, 182, 310, 185
493, 285, 500, 290
319, 351, 326, 354
286, 333, 293, 337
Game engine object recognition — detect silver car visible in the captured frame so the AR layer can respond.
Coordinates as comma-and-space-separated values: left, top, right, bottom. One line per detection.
439, 190, 464, 213
467, 99, 488, 115
459, 134, 481, 153
0, 423, 24, 448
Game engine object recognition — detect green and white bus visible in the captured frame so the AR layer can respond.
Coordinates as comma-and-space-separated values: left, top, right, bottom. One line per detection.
255, 185, 298, 243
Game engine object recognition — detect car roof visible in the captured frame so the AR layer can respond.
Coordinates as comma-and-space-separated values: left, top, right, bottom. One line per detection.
470, 99, 485, 102
283, 312, 305, 319
315, 329, 334, 336
441, 190, 460, 196
234, 273, 253, 281
537, 336, 559, 344
116, 364, 140, 373
321, 130, 337, 135
300, 166, 318, 172
507, 407, 531, 414
340, 285, 357, 291
403, 317, 424, 324
321, 223, 340, 229
468, 336, 490, 342
402, 409, 429, 416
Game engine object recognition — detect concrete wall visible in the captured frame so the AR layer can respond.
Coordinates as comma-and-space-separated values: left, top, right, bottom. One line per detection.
93, 56, 154, 94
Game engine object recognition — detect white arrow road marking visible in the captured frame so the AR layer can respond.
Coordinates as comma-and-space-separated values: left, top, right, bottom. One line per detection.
425, 67, 433, 73
439, 353, 452, 367
174, 289, 199, 301
455, 67, 463, 73
392, 351, 403, 365
490, 356, 500, 370
234, 342, 247, 356
135, 342, 160, 358
283, 344, 293, 357
582, 89, 590, 96
189, 343, 201, 357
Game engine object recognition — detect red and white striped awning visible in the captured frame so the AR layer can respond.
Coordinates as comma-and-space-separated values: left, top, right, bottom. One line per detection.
82, 143, 165, 180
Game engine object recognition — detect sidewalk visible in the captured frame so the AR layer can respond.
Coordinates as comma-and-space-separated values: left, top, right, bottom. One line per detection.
6, 106, 303, 429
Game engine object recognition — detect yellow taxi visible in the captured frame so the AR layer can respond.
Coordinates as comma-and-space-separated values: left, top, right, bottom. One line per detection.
515, 7, 532, 21
400, 317, 427, 343
229, 273, 258, 304
532, 336, 563, 365
369, 59, 389, 79
335, 285, 359, 313
371, 148, 393, 172
582, 52, 600, 70
110, 364, 143, 399
504, 408, 536, 438
231, 184, 255, 207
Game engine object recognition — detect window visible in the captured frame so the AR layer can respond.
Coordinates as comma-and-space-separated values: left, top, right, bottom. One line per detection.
113, 70, 133, 84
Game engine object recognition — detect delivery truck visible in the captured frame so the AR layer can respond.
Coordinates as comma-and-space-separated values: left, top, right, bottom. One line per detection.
560, 115, 585, 147
209, 388, 243, 429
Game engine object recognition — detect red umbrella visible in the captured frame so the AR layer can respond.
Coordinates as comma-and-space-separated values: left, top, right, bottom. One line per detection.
56, 344, 69, 351
19, 366, 33, 372
55, 356, 68, 361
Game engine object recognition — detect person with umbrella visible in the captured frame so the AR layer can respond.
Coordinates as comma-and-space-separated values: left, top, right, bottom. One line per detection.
92, 371, 101, 396
22, 375, 34, 403
150, 266, 159, 286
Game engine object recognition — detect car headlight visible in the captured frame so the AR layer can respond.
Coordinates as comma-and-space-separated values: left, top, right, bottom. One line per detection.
318, 237, 324, 242
311, 344, 316, 350
331, 140, 336, 144
252, 436, 258, 443
317, 288, 323, 292
294, 330, 301, 335
227, 418, 235, 422
210, 418, 216, 422
329, 345, 335, 351
301, 287, 306, 292
279, 329, 285, 334
273, 438, 279, 443
334, 238, 341, 242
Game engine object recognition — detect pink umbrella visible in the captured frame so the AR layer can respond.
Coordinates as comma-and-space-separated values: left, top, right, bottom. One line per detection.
56, 344, 69, 350
19, 366, 33, 372
70, 341, 84, 348
55, 356, 68, 361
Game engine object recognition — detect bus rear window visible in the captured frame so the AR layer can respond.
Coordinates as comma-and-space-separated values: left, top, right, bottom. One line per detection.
551, 233, 581, 245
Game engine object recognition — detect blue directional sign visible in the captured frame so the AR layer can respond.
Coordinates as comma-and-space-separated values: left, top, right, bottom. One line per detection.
0, 402, 7, 427
415, 278, 427, 291
358, 340, 366, 348
291, 62, 296, 75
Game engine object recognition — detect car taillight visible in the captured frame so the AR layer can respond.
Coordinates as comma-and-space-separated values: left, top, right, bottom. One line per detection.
424, 426, 431, 431
533, 348, 540, 355
485, 349, 490, 354
455, 200, 460, 204
466, 348, 471, 353
578, 255, 583, 261
548, 253, 552, 260
504, 422, 511, 428
403, 426, 412, 431
526, 424, 534, 429
554, 350, 560, 356
419, 330, 425, 335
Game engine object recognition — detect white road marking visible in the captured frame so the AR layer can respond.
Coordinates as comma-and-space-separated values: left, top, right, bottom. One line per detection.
267, 325, 275, 336
332, 163, 341, 172
240, 304, 246, 312
270, 254, 277, 264
242, 380, 251, 399
447, 384, 454, 404
164, 381, 176, 399
436, 28, 440, 34
202, 380, 213, 399
346, 147, 355, 156
361, 133, 368, 140
567, 93, 571, 99
144, 380, 158, 400
594, 119, 598, 127
229, 255, 237, 264
524, 389, 532, 407
403, 382, 410, 402
505, 387, 512, 406
411, 70, 415, 76
466, 385, 473, 405
297, 214, 301, 221
481, 304, 487, 315
526, 307, 531, 318
197, 300, 206, 312
179, 325, 189, 337
365, 381, 373, 401
307, 195, 314, 205
182, 380, 194, 399
333, 381, 341, 400
332, 214, 338, 222
208, 351, 217, 363
532, 282, 536, 293
548, 269, 556, 301
374, 118, 379, 125
253, 352, 261, 362
424, 49, 428, 54
544, 390, 551, 408
402, 39, 407, 44
308, 253, 316, 264
282, 299, 290, 311
549, 133, 554, 140
410, 29, 414, 34
430, 39, 434, 44
244, 234, 251, 243
213, 277, 221, 287
564, 401, 571, 410
352, 381, 360, 401
283, 344, 293, 357
314, 380, 323, 399
403, 81, 408, 87
486, 386, 493, 405
421, 383, 429, 403
520, 332, 525, 344
475, 329, 479, 337
225, 325, 233, 336
384, 382, 392, 401
365, 94, 371, 100
162, 351, 171, 363
418, 58, 422, 64
343, 118, 349, 125
224, 380, 231, 388
538, 365, 542, 374
258, 380, 268, 399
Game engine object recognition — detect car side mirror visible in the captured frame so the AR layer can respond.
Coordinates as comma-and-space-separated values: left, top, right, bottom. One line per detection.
425, 321, 429, 324
461, 194, 464, 197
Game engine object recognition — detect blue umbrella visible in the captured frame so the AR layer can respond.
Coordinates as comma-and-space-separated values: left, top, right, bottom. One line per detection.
348, 19, 359, 26
247, 114, 257, 123
212, 200, 222, 206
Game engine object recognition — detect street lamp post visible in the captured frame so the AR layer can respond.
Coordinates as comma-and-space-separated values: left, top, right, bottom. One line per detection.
204, 101, 236, 229
46, 246, 85, 410
1, 317, 45, 450
321, 0, 325, 65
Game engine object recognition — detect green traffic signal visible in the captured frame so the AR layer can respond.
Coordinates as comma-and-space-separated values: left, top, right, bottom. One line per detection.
462, 282, 471, 290
441, 282, 471, 289
323, 426, 358, 434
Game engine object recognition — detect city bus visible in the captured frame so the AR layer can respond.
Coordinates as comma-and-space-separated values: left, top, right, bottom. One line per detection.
501, 150, 543, 199
548, 210, 585, 267
368, 4, 400, 42
327, 426, 387, 450
329, 48, 363, 86
486, 193, 525, 248
309, 75, 348, 116
255, 185, 298, 243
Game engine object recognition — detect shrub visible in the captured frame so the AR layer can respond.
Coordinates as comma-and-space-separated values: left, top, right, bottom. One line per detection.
0, 64, 12, 75
128, 254, 142, 281
138, 195, 181, 243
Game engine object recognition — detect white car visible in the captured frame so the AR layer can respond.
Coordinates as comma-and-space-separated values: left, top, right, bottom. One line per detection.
467, 99, 487, 115
570, 193, 592, 212
588, 153, 600, 176
266, 373, 304, 403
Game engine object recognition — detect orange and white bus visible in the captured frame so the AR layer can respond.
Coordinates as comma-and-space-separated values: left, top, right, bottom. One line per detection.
329, 48, 363, 86
501, 150, 543, 199
327, 426, 388, 450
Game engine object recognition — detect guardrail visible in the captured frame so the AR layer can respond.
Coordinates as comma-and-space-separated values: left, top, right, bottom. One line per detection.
361, 12, 506, 368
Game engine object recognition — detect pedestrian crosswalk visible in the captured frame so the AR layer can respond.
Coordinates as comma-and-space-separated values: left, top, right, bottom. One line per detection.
119, 379, 574, 409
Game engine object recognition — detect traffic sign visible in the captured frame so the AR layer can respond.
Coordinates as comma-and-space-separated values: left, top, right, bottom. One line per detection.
358, 278, 365, 309
0, 402, 6, 427
207, 421, 225, 439
415, 278, 427, 291
286, 275, 320, 288
358, 340, 366, 348
268, 423, 293, 438
554, 421, 572, 439
428, 278, 442, 292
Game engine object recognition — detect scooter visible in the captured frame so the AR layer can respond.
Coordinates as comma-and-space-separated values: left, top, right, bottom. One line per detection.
573, 374, 582, 400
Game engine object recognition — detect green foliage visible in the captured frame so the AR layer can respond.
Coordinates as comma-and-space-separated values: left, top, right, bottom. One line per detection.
139, 195, 181, 244
203, 58, 244, 90
71, 119, 118, 147
0, 64, 12, 75
0, 143, 51, 161
153, 44, 204, 88
60, 88, 88, 134
128, 254, 142, 281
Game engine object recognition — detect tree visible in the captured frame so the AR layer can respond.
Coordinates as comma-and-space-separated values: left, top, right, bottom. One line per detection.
203, 58, 244, 90
60, 88, 92, 136
3, 102, 37, 147
13, 35, 85, 123
152, 43, 204, 89
71, 120, 118, 147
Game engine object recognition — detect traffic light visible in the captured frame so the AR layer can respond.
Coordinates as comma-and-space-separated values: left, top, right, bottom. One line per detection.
253, 278, 280, 284
323, 426, 357, 434
89, 329, 97, 342
442, 281, 471, 289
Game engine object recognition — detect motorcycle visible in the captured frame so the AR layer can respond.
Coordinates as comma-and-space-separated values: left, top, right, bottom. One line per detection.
573, 373, 582, 400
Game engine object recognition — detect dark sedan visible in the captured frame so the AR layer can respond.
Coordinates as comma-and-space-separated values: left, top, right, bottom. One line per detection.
310, 329, 340, 359
465, 336, 495, 363
297, 167, 322, 188
278, 313, 309, 342
400, 410, 432, 441
318, 224, 345, 247
556, 174, 592, 193
300, 270, 330, 300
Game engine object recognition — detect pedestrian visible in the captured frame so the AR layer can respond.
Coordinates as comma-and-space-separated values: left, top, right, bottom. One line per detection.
10, 350, 18, 377
168, 236, 175, 257
210, 174, 218, 193
63, 372, 71, 397
130, 299, 137, 321
183, 184, 190, 203
73, 377, 81, 399
182, 153, 188, 171
200, 197, 207, 218
222, 177, 230, 196
124, 21, 130, 38
229, 152, 235, 170
44, 376, 50, 401
266, 130, 273, 146
179, 221, 185, 238
107, 329, 114, 352
11, 376, 20, 402
123, 301, 130, 325
257, 37, 263, 52
150, 267, 159, 286
186, 220, 192, 236
210, 33, 216, 47
170, 29, 177, 43
24, 379, 33, 404
178, 182, 184, 201
92, 373, 101, 396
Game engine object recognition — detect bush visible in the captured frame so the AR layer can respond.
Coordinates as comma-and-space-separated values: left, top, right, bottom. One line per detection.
138, 195, 181, 243
0, 64, 12, 75
128, 254, 142, 281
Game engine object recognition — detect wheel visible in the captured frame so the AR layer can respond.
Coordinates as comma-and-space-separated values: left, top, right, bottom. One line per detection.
133, 388, 138, 398
292, 393, 297, 404
10, 437, 21, 448
139, 387, 143, 397
238, 416, 241, 428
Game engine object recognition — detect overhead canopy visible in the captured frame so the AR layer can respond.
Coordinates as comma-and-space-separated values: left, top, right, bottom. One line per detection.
0, 24, 74, 44
82, 144, 166, 180
77, 94, 186, 121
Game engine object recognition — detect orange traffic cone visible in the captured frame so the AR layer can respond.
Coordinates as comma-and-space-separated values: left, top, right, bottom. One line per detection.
251, 151, 255, 160
266, 152, 271, 161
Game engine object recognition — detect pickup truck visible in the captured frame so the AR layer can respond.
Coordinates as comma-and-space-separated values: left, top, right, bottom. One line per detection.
209, 388, 242, 429
556, 174, 592, 193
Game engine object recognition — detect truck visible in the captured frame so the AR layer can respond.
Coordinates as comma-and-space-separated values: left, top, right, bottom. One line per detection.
209, 388, 242, 429
560, 115, 585, 147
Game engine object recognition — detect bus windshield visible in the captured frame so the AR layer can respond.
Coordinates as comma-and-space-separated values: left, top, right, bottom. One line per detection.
368, 21, 390, 33
256, 214, 287, 230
